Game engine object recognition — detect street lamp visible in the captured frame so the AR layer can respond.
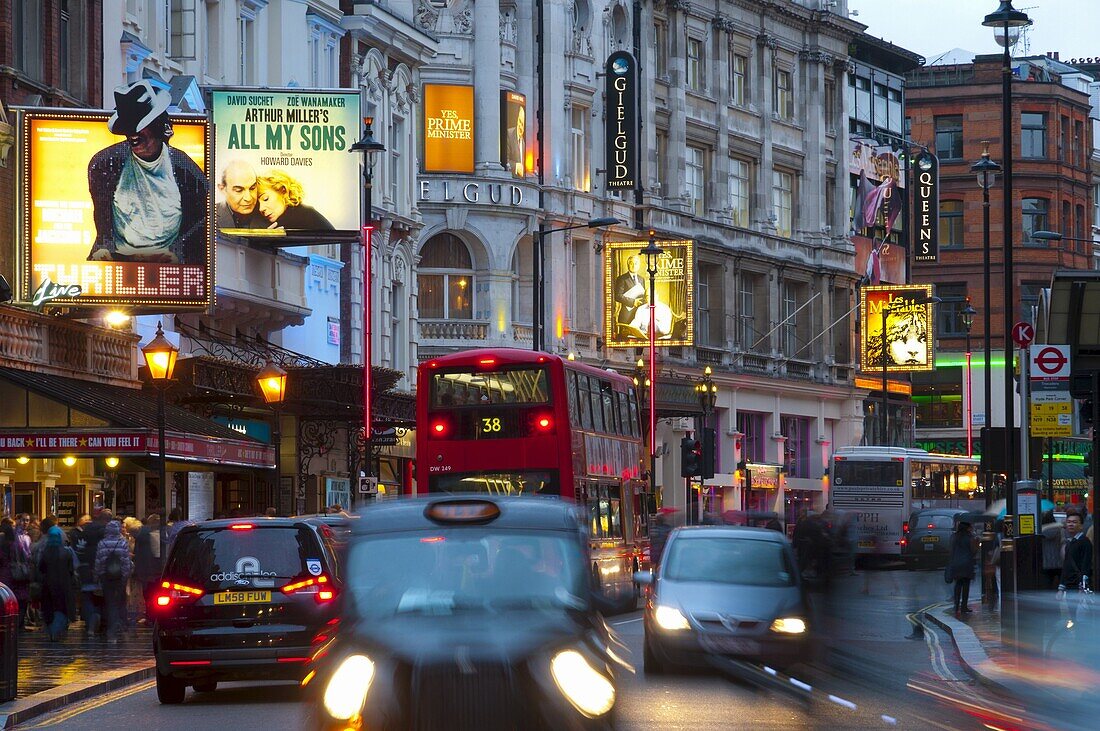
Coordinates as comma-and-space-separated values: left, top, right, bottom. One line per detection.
880, 295, 941, 445
971, 142, 1000, 499
142, 322, 177, 551
531, 217, 620, 351
961, 301, 977, 458
695, 366, 718, 523
350, 117, 386, 493
257, 360, 287, 514
984, 0, 1031, 517
640, 233, 665, 503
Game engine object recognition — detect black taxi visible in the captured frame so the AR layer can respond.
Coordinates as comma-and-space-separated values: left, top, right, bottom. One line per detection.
308, 496, 624, 730
153, 517, 342, 704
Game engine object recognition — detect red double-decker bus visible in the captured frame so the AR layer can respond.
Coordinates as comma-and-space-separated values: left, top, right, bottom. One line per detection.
416, 348, 647, 610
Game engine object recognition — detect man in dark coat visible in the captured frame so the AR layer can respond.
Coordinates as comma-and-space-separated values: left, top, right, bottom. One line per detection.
87, 80, 208, 265
75, 511, 109, 634
1059, 512, 1093, 592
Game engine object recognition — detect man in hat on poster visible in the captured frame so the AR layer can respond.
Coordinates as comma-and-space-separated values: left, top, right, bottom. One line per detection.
87, 80, 208, 264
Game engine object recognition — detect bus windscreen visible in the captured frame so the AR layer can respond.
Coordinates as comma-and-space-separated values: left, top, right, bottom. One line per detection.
431, 368, 549, 407
428, 471, 559, 496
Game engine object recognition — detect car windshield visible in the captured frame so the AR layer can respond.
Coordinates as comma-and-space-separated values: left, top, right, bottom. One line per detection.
663, 536, 795, 587
345, 530, 587, 618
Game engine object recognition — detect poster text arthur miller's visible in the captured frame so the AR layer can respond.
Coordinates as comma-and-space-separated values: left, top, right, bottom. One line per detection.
32, 264, 206, 298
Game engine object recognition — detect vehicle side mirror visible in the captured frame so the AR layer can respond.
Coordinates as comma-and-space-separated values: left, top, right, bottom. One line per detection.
633, 570, 653, 585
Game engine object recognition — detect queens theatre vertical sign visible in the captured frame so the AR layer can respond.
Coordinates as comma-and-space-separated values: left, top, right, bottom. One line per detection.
913, 152, 939, 263
605, 51, 637, 190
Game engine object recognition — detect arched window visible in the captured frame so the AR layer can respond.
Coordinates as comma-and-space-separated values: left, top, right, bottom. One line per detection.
419, 233, 474, 319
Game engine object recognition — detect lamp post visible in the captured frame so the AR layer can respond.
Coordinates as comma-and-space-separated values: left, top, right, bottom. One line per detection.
350, 118, 386, 492
531, 217, 619, 351
972, 143, 1000, 504
880, 294, 941, 445
984, 0, 1031, 518
962, 301, 977, 458
142, 322, 177, 556
695, 366, 718, 523
256, 361, 288, 514
640, 233, 665, 504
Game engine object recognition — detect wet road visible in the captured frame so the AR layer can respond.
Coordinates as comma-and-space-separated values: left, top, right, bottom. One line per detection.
16, 569, 1012, 730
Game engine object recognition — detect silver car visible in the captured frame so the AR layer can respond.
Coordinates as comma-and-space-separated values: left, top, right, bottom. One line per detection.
636, 526, 811, 674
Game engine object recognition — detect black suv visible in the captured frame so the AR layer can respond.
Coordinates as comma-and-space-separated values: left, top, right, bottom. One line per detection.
153, 518, 342, 704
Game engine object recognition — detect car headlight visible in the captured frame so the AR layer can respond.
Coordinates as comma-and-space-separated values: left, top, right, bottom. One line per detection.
770, 617, 807, 634
550, 650, 616, 718
653, 604, 690, 631
322, 654, 376, 721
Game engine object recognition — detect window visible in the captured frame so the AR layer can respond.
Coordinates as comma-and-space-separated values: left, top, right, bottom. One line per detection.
13, 1, 43, 80
686, 146, 706, 216
170, 0, 196, 58
739, 274, 756, 350
1022, 198, 1049, 245
698, 269, 710, 347
781, 415, 811, 479
772, 170, 793, 237
238, 13, 255, 84
418, 234, 475, 319
1020, 282, 1044, 323
832, 287, 851, 365
1021, 112, 1047, 158
936, 284, 968, 337
1062, 200, 1072, 243
940, 200, 964, 249
730, 53, 748, 106
571, 106, 588, 191
775, 69, 793, 120
737, 412, 765, 463
1095, 184, 1100, 230
687, 38, 705, 91
728, 157, 750, 227
934, 116, 963, 161
1076, 204, 1087, 252
391, 280, 407, 374
1074, 120, 1084, 166
698, 265, 723, 346
782, 282, 799, 357
389, 115, 406, 208
824, 79, 836, 132
654, 130, 668, 194
1059, 116, 1069, 162
654, 22, 668, 78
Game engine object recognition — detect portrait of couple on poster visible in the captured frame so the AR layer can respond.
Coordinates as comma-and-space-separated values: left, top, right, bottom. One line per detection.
86, 80, 208, 264
614, 255, 676, 340
216, 159, 335, 232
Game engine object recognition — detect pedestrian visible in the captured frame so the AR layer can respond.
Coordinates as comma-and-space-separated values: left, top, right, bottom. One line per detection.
93, 519, 133, 643
121, 516, 142, 624
37, 526, 77, 641
77, 510, 110, 634
0, 519, 30, 631
162, 508, 193, 552
11, 514, 34, 630
649, 507, 676, 569
947, 521, 978, 616
264, 507, 277, 517
1058, 511, 1093, 593
1040, 510, 1065, 590
134, 515, 163, 625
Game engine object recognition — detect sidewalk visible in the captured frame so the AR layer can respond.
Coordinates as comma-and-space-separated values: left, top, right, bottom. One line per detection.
0, 622, 154, 728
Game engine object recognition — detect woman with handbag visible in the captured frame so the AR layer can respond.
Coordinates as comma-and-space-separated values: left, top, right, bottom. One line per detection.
947, 521, 978, 616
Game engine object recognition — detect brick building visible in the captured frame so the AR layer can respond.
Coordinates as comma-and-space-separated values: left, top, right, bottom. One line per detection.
0, 0, 104, 281
904, 53, 1094, 449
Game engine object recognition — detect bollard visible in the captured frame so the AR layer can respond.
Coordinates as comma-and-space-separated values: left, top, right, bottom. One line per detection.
0, 582, 17, 701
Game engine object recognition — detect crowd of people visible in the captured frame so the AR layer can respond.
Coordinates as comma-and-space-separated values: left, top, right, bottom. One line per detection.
0, 508, 193, 643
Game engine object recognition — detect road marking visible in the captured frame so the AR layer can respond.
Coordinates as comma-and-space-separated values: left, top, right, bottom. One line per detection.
20, 680, 156, 728
828, 694, 857, 710
610, 617, 643, 625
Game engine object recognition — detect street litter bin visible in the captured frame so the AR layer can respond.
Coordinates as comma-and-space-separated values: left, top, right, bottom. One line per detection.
0, 582, 17, 701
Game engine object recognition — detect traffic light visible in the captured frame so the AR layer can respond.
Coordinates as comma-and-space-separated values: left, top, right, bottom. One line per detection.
680, 436, 701, 477
1080, 399, 1094, 429
1085, 451, 1093, 481
701, 427, 716, 479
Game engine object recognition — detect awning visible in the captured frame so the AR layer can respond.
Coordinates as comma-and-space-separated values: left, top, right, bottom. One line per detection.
0, 367, 274, 468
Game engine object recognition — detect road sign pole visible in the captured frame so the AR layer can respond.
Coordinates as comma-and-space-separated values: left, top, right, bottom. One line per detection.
1020, 352, 1030, 481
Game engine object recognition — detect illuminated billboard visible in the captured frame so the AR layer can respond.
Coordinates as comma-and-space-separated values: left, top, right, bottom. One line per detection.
604, 240, 694, 348
17, 84, 211, 309
500, 90, 526, 178
210, 89, 361, 236
423, 84, 474, 173
860, 284, 936, 373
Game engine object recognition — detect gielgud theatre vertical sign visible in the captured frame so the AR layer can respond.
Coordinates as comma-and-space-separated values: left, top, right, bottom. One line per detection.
604, 240, 694, 348
16, 80, 212, 309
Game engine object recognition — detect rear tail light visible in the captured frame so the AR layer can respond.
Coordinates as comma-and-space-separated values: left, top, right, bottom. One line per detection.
900, 538, 907, 548
532, 413, 554, 433
155, 581, 204, 611
902, 521, 909, 534
282, 575, 337, 604
430, 419, 448, 438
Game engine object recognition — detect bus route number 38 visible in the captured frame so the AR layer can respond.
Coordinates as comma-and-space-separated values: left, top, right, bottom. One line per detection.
479, 417, 503, 434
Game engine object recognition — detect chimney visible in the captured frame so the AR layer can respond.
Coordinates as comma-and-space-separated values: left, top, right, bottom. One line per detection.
1054, 51, 1060, 61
